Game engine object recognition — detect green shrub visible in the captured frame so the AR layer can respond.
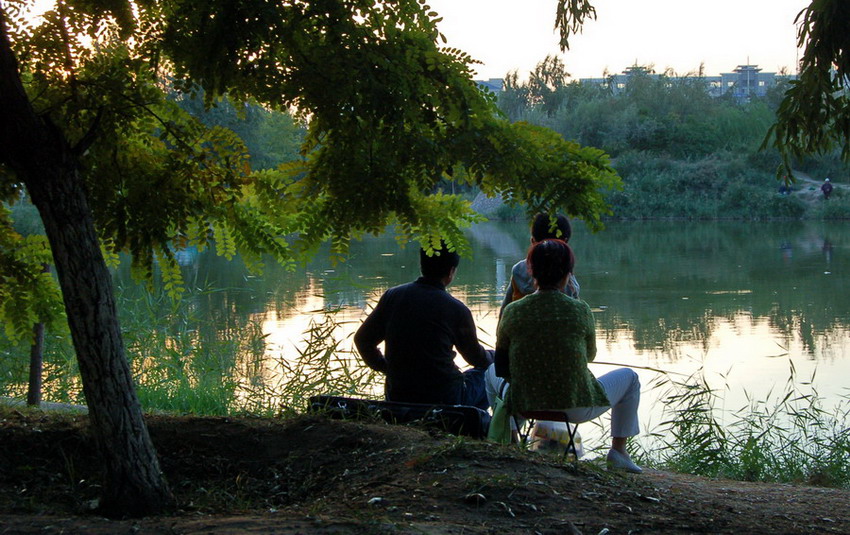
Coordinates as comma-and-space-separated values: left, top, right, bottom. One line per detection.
606, 152, 814, 220
797, 152, 850, 181
765, 194, 806, 218
491, 202, 526, 221
814, 195, 850, 219
8, 200, 45, 236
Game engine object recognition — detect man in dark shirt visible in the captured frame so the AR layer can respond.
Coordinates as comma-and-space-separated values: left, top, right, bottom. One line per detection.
354, 245, 493, 410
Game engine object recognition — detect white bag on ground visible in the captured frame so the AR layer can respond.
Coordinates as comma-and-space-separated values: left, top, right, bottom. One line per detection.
528, 420, 584, 459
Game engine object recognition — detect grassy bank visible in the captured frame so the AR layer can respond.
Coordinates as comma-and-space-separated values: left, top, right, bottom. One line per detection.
478, 152, 849, 222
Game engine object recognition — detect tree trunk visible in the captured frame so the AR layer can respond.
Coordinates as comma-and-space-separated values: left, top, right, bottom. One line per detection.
27, 166, 174, 517
0, 11, 173, 517
26, 263, 51, 407
26, 320, 44, 407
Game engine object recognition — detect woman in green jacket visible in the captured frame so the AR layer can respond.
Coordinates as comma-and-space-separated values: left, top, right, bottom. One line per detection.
494, 239, 642, 473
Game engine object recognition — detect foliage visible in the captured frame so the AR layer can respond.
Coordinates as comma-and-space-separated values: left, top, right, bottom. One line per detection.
120, 287, 248, 415
554, 0, 597, 50
0, 203, 64, 343
2, 3, 297, 310
645, 371, 728, 476
492, 201, 526, 221
173, 91, 305, 171
0, 6, 620, 498
0, 328, 77, 402
502, 61, 779, 160
135, 255, 380, 416
1, 0, 620, 298
500, 66, 608, 124
0, 264, 380, 417
154, 0, 619, 256
811, 189, 850, 219
553, 0, 850, 184
601, 151, 806, 220
0, 0, 689, 515
273, 313, 381, 417
526, 55, 571, 116
767, 0, 850, 177
496, 56, 850, 220
795, 150, 850, 180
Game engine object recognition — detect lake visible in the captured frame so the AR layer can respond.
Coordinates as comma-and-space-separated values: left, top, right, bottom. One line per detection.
120, 219, 850, 445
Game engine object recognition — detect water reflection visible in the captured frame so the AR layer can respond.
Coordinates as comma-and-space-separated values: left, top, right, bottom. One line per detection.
114, 220, 850, 415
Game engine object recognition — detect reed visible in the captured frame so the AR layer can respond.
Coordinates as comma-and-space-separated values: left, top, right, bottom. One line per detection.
266, 312, 381, 417
0, 332, 79, 404
4, 277, 847, 490
119, 287, 246, 415
638, 364, 850, 489
120, 286, 380, 417
0, 278, 380, 416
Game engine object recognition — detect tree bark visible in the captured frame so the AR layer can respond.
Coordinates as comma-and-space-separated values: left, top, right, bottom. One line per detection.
26, 320, 44, 407
1, 9, 174, 517
26, 263, 51, 407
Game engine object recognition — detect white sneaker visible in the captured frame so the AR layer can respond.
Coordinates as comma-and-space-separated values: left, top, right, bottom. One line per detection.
606, 448, 643, 474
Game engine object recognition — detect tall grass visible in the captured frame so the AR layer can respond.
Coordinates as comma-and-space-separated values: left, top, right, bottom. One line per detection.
258, 314, 381, 417
810, 189, 850, 219
0, 281, 380, 416
120, 287, 249, 415
0, 332, 79, 404
638, 364, 850, 489
119, 286, 380, 416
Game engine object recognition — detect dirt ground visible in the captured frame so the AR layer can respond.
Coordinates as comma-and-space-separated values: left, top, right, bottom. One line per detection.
1, 409, 848, 534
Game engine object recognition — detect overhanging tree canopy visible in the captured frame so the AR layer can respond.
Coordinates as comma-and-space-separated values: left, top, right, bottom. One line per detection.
765, 0, 850, 175
0, 0, 618, 517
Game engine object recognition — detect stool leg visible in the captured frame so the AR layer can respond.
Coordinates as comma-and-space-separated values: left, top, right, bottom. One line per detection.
516, 417, 536, 448
512, 416, 521, 444
563, 423, 578, 461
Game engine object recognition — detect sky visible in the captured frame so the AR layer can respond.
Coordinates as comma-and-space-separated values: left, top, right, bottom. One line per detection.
426, 0, 810, 80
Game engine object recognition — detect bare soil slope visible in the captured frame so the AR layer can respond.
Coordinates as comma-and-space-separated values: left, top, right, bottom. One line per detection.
1, 409, 848, 534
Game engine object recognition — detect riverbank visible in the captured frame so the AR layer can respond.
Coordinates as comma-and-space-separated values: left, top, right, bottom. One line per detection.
1, 408, 847, 534
471, 168, 849, 222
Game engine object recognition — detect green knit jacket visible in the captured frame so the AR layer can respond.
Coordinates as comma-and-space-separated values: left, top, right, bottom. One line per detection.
496, 291, 609, 412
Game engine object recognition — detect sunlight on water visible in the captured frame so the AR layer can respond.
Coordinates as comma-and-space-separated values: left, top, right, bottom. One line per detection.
218, 220, 849, 449
103, 220, 850, 447
254, 283, 850, 449
587, 312, 850, 449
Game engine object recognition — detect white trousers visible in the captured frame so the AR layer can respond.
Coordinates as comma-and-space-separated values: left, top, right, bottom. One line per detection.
485, 365, 640, 438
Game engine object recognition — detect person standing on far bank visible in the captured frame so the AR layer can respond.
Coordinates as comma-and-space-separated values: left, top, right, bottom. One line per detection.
822, 178, 833, 199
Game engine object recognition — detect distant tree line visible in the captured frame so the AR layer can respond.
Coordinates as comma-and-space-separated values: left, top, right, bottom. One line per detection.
496, 56, 850, 220
172, 91, 306, 171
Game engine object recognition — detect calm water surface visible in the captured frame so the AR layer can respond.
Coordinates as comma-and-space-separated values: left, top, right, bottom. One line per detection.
146, 220, 850, 439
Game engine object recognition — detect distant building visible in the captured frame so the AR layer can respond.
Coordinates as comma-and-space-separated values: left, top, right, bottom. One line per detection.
580, 65, 656, 94
579, 64, 792, 101
474, 78, 504, 94
712, 65, 779, 99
